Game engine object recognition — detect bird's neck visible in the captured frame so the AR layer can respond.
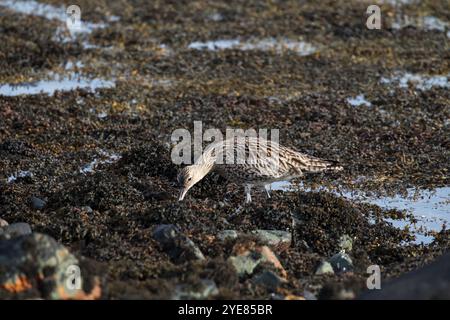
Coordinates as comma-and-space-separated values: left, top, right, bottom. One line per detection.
192, 162, 214, 181
193, 142, 223, 179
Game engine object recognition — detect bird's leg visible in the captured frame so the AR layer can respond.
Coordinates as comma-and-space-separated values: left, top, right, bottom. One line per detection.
263, 184, 271, 199
244, 184, 252, 204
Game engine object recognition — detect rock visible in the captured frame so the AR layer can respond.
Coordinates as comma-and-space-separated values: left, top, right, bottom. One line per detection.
303, 290, 317, 300
0, 219, 8, 227
258, 246, 287, 278
329, 252, 353, 273
338, 289, 356, 300
30, 197, 46, 210
217, 230, 239, 241
228, 253, 263, 277
359, 252, 450, 300
228, 244, 287, 278
172, 279, 219, 300
270, 293, 305, 300
0, 223, 32, 240
80, 206, 93, 214
269, 293, 285, 300
315, 261, 335, 275
152, 224, 205, 263
0, 233, 101, 299
253, 270, 286, 290
252, 230, 292, 251
338, 234, 353, 252
217, 230, 292, 252
298, 239, 312, 251
319, 283, 356, 300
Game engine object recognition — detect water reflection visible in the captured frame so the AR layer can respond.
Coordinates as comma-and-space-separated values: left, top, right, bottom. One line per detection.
270, 181, 449, 245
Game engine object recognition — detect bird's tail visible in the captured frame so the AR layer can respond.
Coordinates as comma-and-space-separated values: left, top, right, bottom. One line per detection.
303, 157, 344, 173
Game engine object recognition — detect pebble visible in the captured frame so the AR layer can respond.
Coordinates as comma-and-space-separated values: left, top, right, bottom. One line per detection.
0, 233, 100, 299
329, 252, 353, 273
216, 229, 292, 252
0, 222, 32, 240
335, 288, 356, 300
81, 206, 93, 214
228, 245, 287, 278
217, 230, 239, 241
252, 230, 292, 251
0, 219, 8, 227
172, 279, 219, 300
153, 224, 205, 263
258, 246, 287, 278
30, 196, 46, 210
228, 254, 262, 277
338, 234, 353, 252
315, 261, 335, 275
303, 290, 317, 300
252, 270, 286, 290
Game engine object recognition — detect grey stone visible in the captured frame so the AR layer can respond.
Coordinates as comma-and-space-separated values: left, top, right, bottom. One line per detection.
153, 224, 205, 263
253, 270, 286, 290
269, 293, 285, 300
0, 222, 32, 240
0, 233, 83, 299
329, 252, 353, 273
30, 196, 46, 210
252, 230, 292, 251
228, 253, 262, 277
338, 234, 353, 252
315, 261, 335, 275
228, 245, 286, 278
81, 206, 93, 213
228, 246, 287, 278
172, 279, 219, 300
217, 230, 239, 241
303, 290, 317, 300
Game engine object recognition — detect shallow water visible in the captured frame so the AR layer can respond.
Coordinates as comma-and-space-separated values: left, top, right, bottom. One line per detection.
0, 0, 106, 35
188, 38, 318, 56
381, 72, 449, 91
347, 94, 372, 107
79, 150, 121, 174
391, 14, 448, 32
7, 170, 33, 183
270, 181, 449, 244
0, 0, 120, 49
0, 73, 115, 96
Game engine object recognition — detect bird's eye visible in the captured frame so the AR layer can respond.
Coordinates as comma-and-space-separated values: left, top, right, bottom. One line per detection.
187, 177, 192, 181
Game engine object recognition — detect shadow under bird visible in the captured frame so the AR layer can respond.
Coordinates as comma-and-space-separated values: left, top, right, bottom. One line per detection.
177, 136, 343, 203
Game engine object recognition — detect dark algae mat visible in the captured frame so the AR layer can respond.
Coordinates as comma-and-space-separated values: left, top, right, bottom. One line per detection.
0, 0, 449, 299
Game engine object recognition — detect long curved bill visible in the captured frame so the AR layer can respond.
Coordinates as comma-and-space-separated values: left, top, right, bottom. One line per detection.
178, 188, 188, 201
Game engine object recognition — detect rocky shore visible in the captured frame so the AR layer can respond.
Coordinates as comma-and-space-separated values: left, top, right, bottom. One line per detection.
0, 0, 449, 299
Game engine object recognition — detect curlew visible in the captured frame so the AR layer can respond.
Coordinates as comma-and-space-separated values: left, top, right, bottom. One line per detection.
177, 136, 343, 203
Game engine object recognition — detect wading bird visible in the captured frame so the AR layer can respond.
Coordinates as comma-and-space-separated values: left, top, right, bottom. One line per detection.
177, 136, 342, 203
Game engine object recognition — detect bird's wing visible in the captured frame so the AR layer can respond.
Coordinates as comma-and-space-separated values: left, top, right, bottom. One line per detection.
281, 146, 343, 173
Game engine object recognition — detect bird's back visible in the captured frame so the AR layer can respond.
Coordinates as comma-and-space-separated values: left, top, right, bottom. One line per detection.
197, 136, 342, 184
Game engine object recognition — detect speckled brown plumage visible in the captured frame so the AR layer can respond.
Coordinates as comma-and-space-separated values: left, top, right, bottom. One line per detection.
178, 136, 343, 203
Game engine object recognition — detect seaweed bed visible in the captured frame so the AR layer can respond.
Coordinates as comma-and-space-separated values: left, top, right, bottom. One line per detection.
0, 0, 449, 299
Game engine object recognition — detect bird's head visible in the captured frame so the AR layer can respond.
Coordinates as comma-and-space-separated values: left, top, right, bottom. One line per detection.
177, 165, 205, 201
